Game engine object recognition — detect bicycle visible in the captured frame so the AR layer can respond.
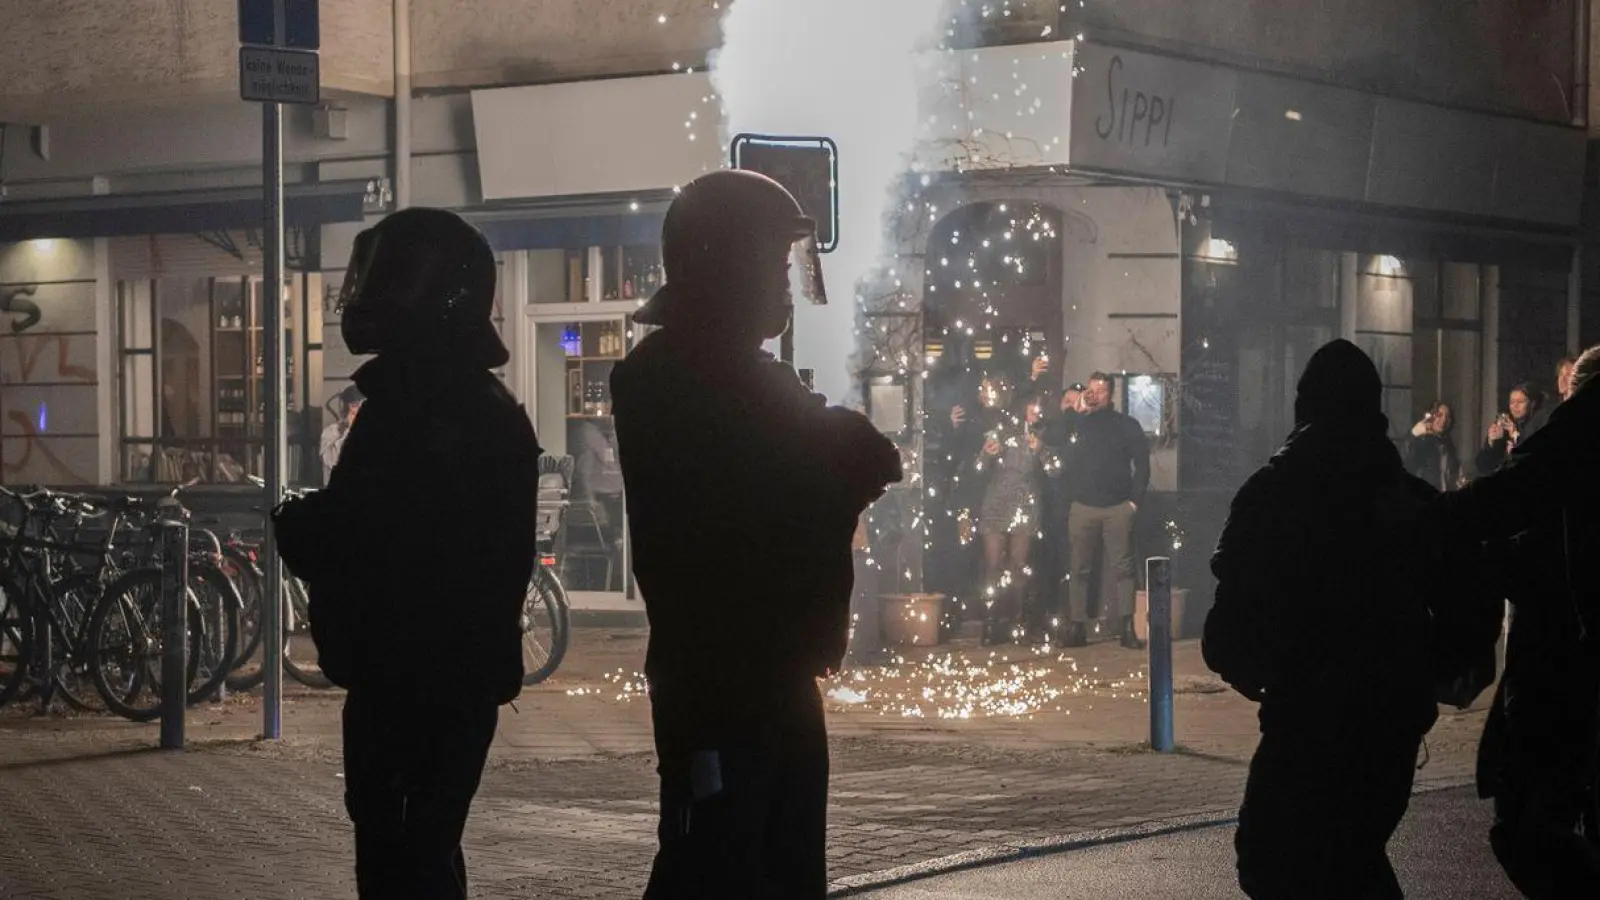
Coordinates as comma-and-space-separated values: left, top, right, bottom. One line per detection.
216, 476, 329, 691
523, 488, 572, 686
0, 486, 239, 720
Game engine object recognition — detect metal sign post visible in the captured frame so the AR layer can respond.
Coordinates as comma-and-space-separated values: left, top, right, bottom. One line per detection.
160, 522, 190, 750
239, 0, 319, 741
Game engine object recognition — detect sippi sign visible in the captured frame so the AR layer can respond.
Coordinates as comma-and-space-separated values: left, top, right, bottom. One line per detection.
1094, 54, 1176, 150
1069, 42, 1238, 185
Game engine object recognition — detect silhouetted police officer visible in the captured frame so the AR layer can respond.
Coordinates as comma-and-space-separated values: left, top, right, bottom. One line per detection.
1429, 344, 1600, 898
273, 208, 541, 899
611, 170, 903, 898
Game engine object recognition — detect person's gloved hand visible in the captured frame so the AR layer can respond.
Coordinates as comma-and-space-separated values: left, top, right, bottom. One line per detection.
271, 496, 327, 583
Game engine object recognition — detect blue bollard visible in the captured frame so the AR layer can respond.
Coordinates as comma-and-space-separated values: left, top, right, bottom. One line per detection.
1146, 556, 1174, 753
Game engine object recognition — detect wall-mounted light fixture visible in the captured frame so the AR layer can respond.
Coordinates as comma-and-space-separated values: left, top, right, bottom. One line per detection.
1200, 237, 1238, 264
1284, 109, 1303, 121
32, 238, 56, 255
1375, 255, 1404, 277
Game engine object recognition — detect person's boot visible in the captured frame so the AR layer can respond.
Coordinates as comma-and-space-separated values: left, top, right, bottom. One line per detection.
1119, 615, 1146, 650
1062, 620, 1088, 648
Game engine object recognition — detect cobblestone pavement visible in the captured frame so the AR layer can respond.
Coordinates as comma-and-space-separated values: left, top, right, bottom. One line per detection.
0, 634, 1489, 898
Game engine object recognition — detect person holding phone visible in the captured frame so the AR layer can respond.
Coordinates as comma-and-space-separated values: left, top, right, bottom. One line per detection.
1405, 400, 1462, 491
1477, 383, 1543, 477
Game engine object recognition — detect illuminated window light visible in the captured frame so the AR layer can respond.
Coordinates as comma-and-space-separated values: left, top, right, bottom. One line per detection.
1375, 255, 1405, 277
1284, 109, 1303, 121
32, 238, 56, 254
1201, 238, 1238, 264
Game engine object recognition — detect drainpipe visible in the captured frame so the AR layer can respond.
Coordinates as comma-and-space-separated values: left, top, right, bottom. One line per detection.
1575, 0, 1590, 128
393, 0, 412, 209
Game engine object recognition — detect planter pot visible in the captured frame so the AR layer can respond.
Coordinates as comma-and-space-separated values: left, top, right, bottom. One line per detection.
879, 593, 944, 647
1133, 588, 1189, 642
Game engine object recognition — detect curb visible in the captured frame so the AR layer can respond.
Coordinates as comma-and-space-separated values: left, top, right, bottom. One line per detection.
567, 608, 649, 629
824, 775, 1478, 896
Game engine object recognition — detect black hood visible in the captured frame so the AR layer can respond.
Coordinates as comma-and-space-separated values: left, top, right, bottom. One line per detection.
1294, 339, 1387, 433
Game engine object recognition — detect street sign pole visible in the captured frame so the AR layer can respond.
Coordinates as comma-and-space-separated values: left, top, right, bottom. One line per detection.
240, 0, 318, 741
261, 98, 285, 741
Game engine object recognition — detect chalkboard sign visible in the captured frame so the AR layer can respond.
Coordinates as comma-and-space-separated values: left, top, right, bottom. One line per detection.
730, 134, 840, 253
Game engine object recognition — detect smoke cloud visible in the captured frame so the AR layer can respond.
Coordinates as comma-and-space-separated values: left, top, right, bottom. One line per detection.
710, 0, 951, 404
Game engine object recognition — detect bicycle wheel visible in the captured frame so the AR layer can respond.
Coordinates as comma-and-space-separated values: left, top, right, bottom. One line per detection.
221, 547, 266, 692
85, 568, 202, 722
0, 581, 32, 708
282, 575, 332, 689
521, 565, 571, 686
49, 574, 110, 713
186, 561, 241, 703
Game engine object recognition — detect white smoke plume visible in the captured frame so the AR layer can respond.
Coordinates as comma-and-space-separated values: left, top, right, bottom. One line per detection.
710, 0, 951, 404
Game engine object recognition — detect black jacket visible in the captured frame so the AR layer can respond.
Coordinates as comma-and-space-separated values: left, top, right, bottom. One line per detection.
273, 354, 542, 704
1405, 432, 1461, 491
1069, 407, 1150, 508
1431, 384, 1600, 798
1204, 421, 1441, 734
610, 329, 902, 730
1475, 412, 1539, 477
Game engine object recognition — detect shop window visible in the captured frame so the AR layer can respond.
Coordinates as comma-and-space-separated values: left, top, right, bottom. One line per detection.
118, 275, 320, 485
528, 245, 663, 305
532, 318, 637, 595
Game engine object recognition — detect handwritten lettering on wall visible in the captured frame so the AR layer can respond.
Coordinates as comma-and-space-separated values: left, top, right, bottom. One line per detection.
1094, 55, 1176, 149
0, 277, 98, 485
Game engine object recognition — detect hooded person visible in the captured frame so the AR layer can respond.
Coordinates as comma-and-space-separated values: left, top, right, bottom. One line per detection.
1203, 339, 1451, 899
271, 207, 542, 899
609, 170, 903, 899
1425, 344, 1600, 898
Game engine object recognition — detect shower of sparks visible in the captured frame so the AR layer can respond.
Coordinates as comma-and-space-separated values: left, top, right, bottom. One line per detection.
562, 652, 1149, 721
822, 649, 1146, 720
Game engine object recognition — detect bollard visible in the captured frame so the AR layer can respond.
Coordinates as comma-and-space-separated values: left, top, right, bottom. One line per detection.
1146, 556, 1175, 753
159, 522, 189, 750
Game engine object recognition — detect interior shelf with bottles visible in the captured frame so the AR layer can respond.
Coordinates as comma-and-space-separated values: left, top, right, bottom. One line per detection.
563, 244, 664, 303
210, 278, 300, 440
564, 321, 628, 418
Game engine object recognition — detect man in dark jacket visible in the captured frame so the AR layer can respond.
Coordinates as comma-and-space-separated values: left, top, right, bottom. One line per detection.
272, 208, 541, 899
611, 170, 903, 899
1203, 339, 1441, 899
1063, 372, 1150, 648
1428, 344, 1600, 898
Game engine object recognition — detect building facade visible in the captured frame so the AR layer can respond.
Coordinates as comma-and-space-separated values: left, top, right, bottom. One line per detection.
0, 0, 1594, 615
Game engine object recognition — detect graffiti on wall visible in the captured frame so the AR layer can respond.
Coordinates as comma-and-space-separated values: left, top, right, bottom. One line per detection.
1, 284, 42, 333
0, 281, 96, 485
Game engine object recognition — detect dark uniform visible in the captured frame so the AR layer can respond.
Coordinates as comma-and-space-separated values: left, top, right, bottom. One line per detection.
612, 170, 902, 898
1204, 340, 1447, 900
1431, 361, 1600, 899
274, 208, 541, 900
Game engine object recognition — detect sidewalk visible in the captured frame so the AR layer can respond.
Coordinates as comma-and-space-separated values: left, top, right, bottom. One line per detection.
0, 632, 1491, 898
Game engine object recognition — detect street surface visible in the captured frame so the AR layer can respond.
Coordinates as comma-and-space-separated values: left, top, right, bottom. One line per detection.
0, 631, 1492, 898
857, 785, 1520, 899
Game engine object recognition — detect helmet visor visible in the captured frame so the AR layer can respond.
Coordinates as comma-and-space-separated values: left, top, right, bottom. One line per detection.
787, 228, 827, 306
335, 227, 382, 317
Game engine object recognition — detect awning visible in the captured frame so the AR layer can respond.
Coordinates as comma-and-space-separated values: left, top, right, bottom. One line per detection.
464, 194, 672, 252
473, 213, 665, 252
0, 179, 379, 242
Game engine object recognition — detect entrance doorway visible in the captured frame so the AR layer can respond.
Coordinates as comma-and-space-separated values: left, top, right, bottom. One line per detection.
920, 201, 1066, 628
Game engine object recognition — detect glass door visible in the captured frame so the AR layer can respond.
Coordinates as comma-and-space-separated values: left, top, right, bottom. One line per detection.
531, 314, 643, 606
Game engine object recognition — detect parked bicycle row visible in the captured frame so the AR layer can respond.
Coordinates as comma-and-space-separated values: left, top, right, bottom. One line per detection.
0, 471, 572, 723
